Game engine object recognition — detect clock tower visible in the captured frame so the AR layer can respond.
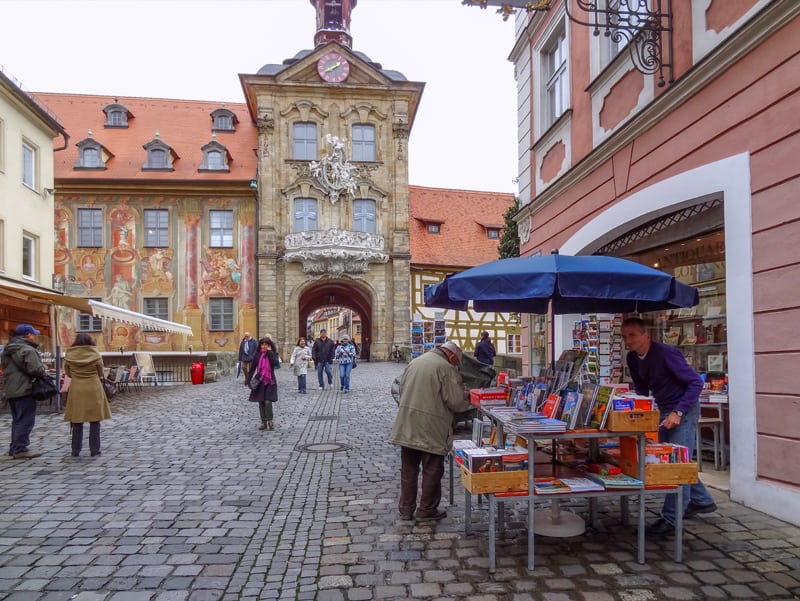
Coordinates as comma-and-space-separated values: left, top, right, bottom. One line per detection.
311, 0, 357, 48
241, 0, 423, 360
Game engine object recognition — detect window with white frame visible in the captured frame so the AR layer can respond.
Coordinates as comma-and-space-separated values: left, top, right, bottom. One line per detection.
77, 208, 103, 247
427, 223, 440, 234
144, 209, 169, 247
507, 333, 521, 354
78, 298, 103, 332
0, 118, 5, 171
352, 199, 376, 233
293, 198, 318, 232
22, 232, 36, 279
143, 297, 169, 329
487, 228, 500, 239
599, 0, 629, 70
208, 297, 234, 331
292, 122, 317, 160
544, 27, 568, 129
209, 210, 233, 247
22, 141, 36, 189
352, 124, 376, 162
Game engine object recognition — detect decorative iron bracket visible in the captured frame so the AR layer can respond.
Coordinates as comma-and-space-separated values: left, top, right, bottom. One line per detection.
462, 0, 674, 86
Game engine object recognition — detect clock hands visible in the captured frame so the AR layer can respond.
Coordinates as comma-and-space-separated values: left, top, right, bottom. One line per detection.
325, 61, 342, 73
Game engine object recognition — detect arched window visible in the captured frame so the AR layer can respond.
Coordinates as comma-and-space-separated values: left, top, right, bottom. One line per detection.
103, 102, 132, 128
149, 148, 167, 168
82, 148, 99, 168
211, 108, 237, 132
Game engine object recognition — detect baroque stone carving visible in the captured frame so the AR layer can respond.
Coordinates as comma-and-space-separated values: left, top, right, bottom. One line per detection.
310, 134, 358, 204
283, 228, 388, 276
518, 214, 532, 245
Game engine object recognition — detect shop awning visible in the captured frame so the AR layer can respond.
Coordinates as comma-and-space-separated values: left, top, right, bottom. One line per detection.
87, 300, 193, 337
0, 283, 193, 337
0, 283, 91, 312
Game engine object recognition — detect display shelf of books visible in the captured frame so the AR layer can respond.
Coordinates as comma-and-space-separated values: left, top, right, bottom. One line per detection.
572, 313, 623, 384
649, 279, 727, 375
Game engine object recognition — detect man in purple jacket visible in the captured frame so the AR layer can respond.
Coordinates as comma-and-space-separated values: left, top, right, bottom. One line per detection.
621, 317, 717, 537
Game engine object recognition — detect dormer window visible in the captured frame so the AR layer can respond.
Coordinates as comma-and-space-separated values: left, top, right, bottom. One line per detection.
416, 216, 444, 234
142, 136, 176, 171
211, 108, 237, 132
199, 139, 231, 172
478, 221, 503, 240
102, 102, 133, 128
74, 136, 111, 170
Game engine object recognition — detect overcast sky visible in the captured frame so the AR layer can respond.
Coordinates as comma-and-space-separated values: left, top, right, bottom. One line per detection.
1, 0, 518, 194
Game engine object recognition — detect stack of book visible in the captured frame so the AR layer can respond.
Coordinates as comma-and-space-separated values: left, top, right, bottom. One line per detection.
585, 471, 643, 489
505, 417, 567, 435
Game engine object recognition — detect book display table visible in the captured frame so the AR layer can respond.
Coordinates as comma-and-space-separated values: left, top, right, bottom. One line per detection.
458, 411, 693, 573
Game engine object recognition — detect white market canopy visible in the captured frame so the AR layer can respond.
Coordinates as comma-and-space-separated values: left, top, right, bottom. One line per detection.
88, 300, 193, 337
0, 283, 193, 337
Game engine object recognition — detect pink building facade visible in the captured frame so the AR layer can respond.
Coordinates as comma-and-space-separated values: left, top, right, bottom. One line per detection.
509, 1, 800, 523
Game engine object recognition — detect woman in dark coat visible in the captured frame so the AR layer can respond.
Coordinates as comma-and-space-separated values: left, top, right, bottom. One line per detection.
245, 337, 280, 430
63, 333, 112, 457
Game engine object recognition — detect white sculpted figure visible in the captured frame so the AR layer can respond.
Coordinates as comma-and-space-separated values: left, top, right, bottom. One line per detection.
310, 134, 358, 204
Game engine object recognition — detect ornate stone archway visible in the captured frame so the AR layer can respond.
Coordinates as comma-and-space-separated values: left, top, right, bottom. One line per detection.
298, 280, 373, 358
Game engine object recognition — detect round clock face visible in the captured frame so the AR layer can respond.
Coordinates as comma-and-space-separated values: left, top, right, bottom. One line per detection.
317, 51, 350, 83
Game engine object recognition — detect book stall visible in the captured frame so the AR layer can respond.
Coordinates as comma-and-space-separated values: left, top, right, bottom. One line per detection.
454, 351, 699, 573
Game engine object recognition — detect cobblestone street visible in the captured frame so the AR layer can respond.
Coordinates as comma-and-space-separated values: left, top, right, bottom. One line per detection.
1, 361, 799, 601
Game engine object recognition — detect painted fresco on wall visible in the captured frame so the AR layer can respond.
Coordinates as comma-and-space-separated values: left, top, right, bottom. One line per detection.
53, 197, 257, 353
200, 249, 241, 297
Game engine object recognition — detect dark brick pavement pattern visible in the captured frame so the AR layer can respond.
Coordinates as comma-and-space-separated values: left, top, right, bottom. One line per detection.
1, 362, 800, 600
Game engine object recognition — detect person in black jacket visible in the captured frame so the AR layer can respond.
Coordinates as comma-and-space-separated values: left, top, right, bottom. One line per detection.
474, 331, 496, 366
1, 324, 47, 459
311, 329, 335, 389
245, 337, 280, 430
238, 332, 258, 377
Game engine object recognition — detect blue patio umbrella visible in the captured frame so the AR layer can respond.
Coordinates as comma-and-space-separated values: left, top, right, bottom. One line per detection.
425, 252, 698, 314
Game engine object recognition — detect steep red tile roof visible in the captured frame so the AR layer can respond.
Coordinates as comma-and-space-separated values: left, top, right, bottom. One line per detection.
409, 186, 515, 269
33, 93, 258, 183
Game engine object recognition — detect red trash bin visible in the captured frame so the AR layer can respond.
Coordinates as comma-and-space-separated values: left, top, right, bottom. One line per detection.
190, 362, 205, 385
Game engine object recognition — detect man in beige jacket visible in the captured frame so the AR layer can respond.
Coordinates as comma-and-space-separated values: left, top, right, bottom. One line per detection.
388, 341, 471, 521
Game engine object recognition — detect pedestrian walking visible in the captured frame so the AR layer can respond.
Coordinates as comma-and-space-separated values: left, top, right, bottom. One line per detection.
1, 324, 47, 459
388, 341, 472, 521
245, 337, 280, 430
63, 333, 112, 457
474, 331, 496, 366
334, 335, 357, 393
290, 337, 312, 394
238, 332, 258, 378
311, 328, 334, 389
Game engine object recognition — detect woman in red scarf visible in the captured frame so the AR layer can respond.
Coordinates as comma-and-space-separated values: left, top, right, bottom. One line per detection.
245, 337, 280, 430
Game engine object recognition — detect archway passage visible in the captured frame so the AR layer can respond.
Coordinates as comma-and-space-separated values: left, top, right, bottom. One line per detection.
298, 281, 373, 360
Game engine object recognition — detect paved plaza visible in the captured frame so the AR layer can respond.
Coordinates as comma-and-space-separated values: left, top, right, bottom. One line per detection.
1, 361, 799, 601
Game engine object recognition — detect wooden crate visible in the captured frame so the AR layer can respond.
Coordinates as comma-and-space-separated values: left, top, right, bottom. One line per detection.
606, 410, 659, 432
619, 457, 699, 486
460, 465, 529, 494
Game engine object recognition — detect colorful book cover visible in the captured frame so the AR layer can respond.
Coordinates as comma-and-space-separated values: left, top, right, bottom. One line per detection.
541, 393, 562, 419
559, 388, 582, 429
589, 385, 613, 429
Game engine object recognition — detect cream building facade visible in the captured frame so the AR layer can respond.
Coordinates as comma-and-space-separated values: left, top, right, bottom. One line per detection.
0, 67, 67, 337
